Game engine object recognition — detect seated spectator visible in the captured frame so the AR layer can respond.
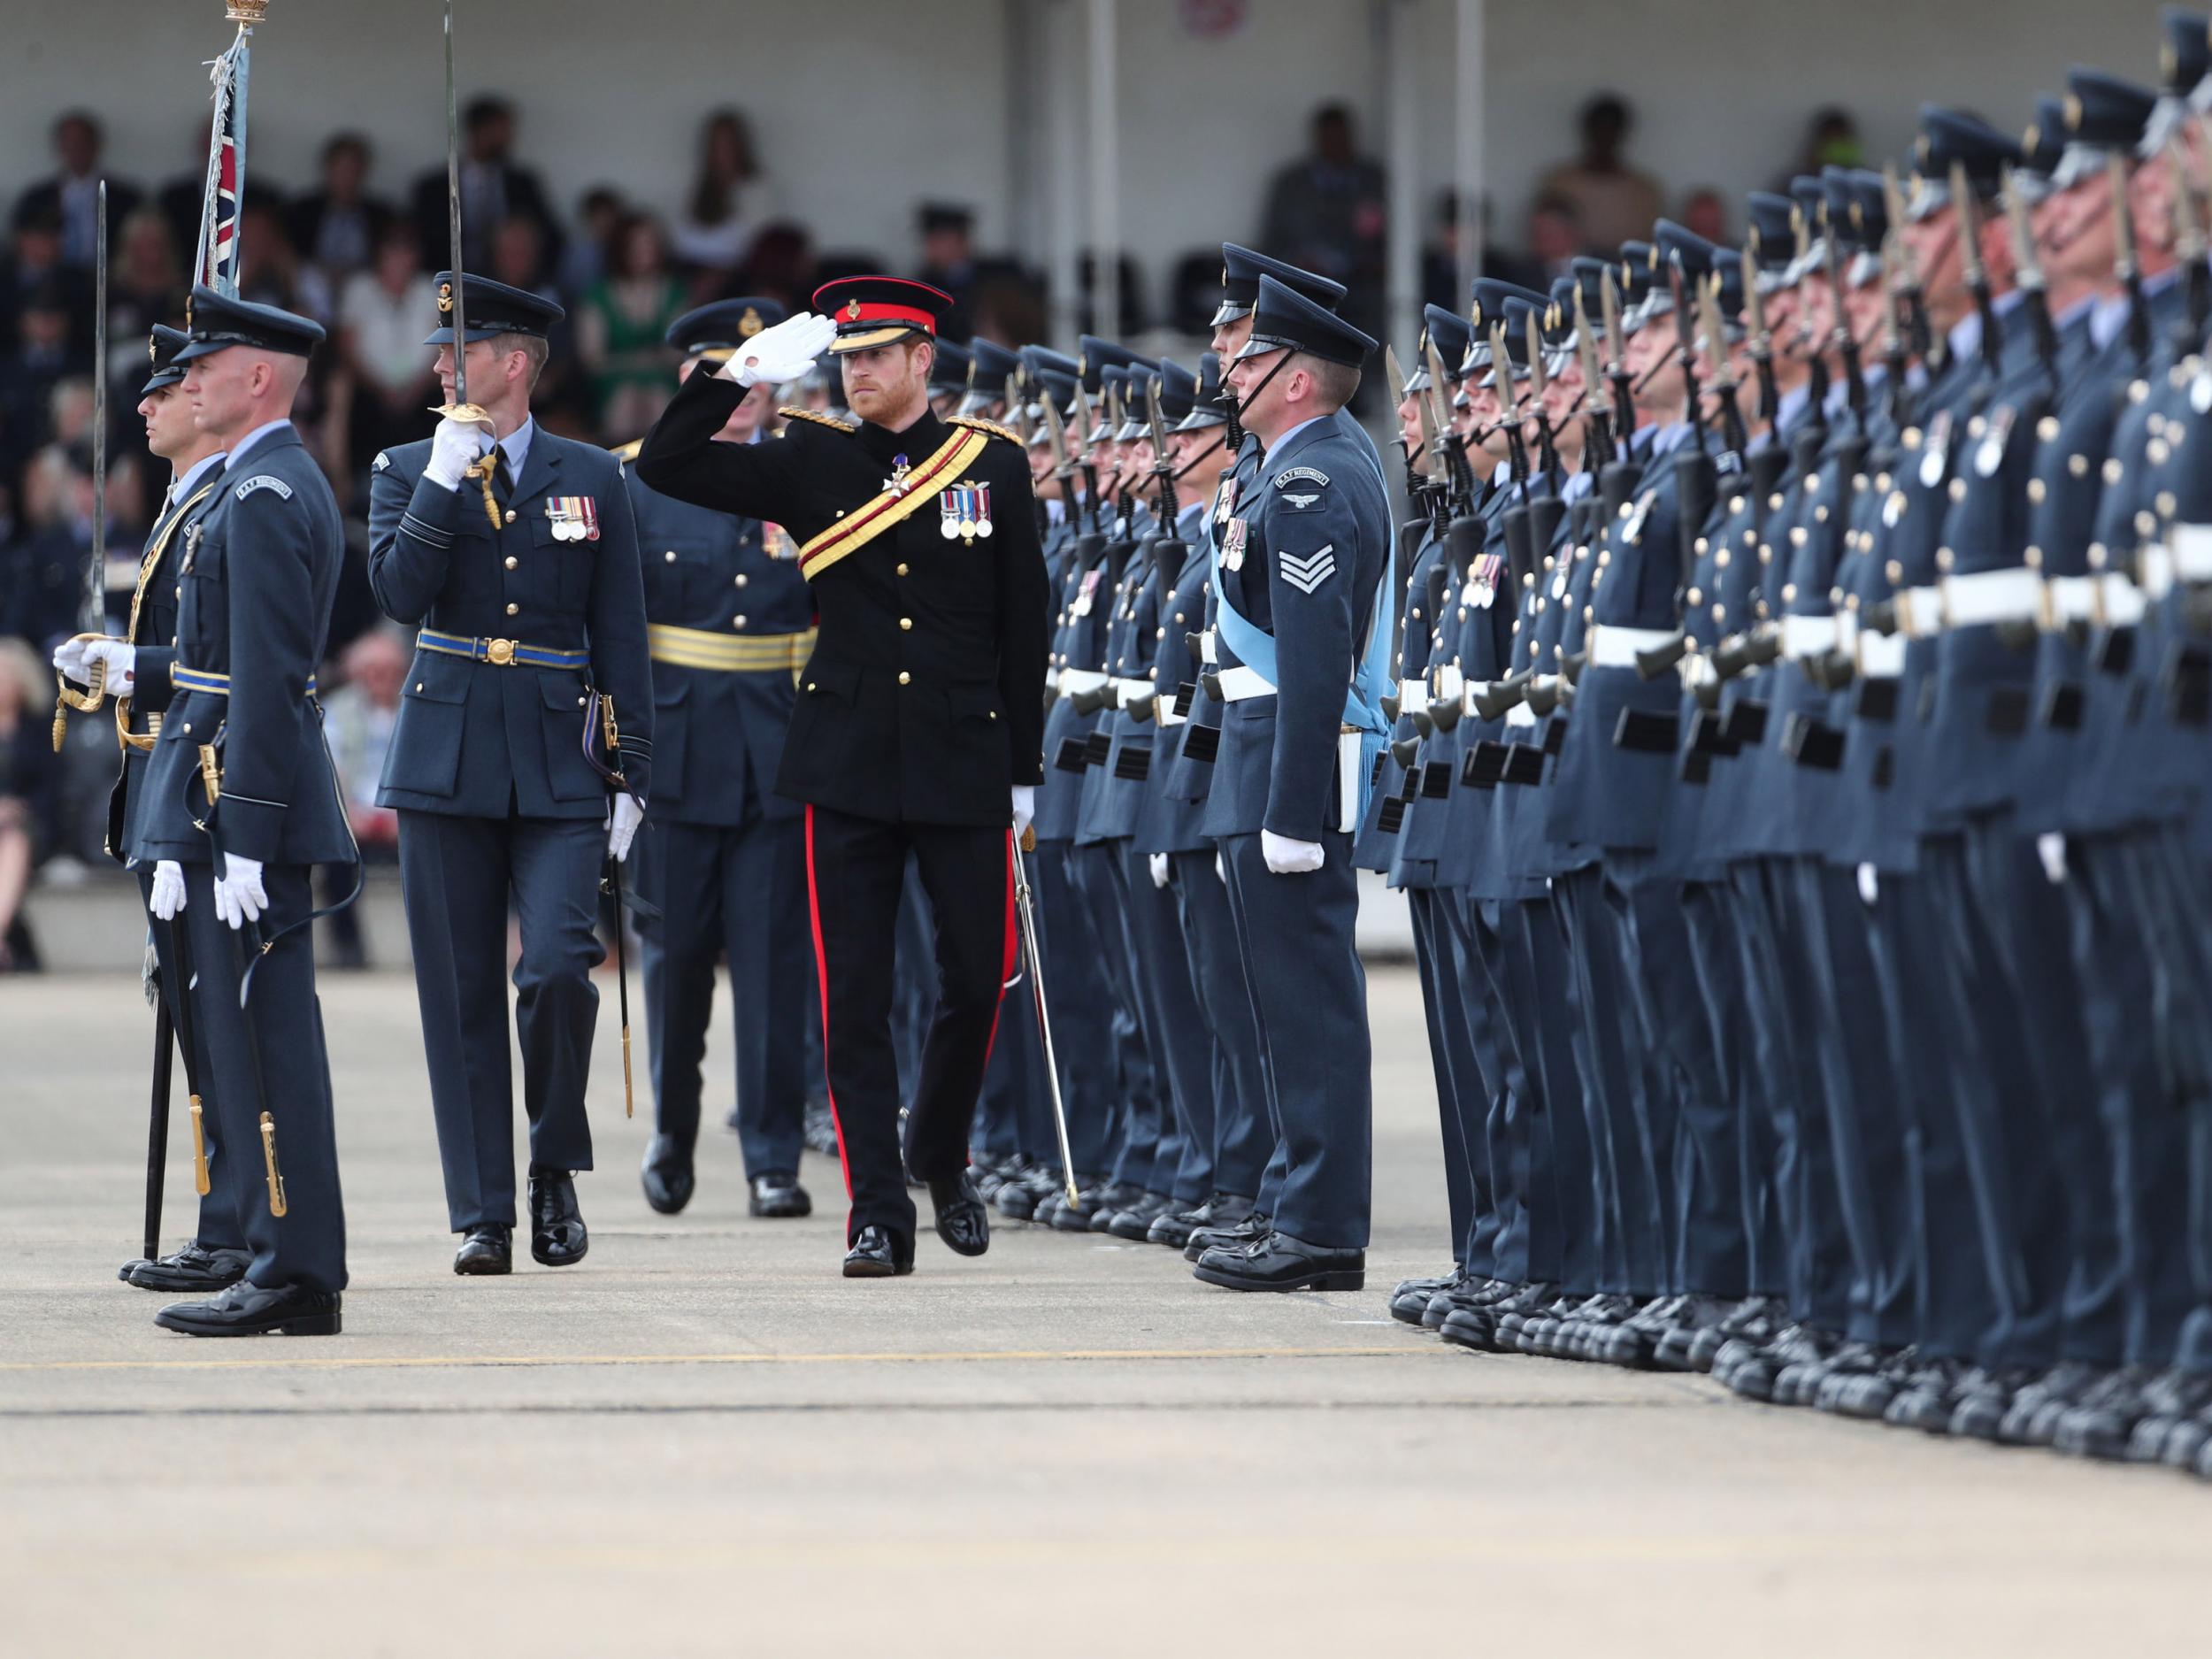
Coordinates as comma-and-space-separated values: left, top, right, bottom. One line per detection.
411, 94, 561, 274
1261, 103, 1388, 337
1680, 187, 1730, 247
105, 209, 188, 359
1775, 107, 1863, 191
1, 288, 76, 494
290, 133, 393, 283
322, 625, 406, 861
237, 200, 332, 324
339, 224, 437, 473
12, 111, 142, 272
1535, 93, 1664, 254
1526, 189, 1583, 283
2, 205, 92, 359
673, 110, 779, 278
4, 442, 145, 646
558, 186, 626, 298
1422, 190, 1544, 308
0, 636, 58, 972
578, 212, 686, 441
488, 214, 587, 428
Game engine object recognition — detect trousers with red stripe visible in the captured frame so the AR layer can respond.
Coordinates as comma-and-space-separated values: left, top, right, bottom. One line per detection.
803, 804, 1016, 1245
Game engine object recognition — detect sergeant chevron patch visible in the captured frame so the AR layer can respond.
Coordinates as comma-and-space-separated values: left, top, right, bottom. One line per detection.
1279, 543, 1337, 594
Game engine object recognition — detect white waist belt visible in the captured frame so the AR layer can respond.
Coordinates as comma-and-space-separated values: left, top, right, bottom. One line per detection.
1586, 625, 1680, 669
1894, 586, 1944, 636
1156, 692, 1187, 727
1504, 701, 1539, 728
1113, 678, 1154, 708
1857, 632, 1907, 678
1200, 629, 1218, 666
1942, 566, 2044, 628
1217, 664, 1276, 702
1781, 614, 1840, 659
1056, 668, 1110, 695
2171, 524, 2212, 583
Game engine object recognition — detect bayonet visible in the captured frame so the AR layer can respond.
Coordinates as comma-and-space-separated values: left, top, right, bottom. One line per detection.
1488, 320, 1527, 482
1999, 164, 2058, 376
1819, 201, 1866, 423
1742, 242, 1778, 426
1700, 272, 1748, 458
1525, 303, 1560, 477
1423, 334, 1466, 503
1600, 267, 1634, 457
2170, 129, 2210, 343
1070, 381, 1102, 531
1958, 159, 2004, 375
1883, 161, 1932, 362
1572, 286, 1611, 465
1144, 374, 1179, 526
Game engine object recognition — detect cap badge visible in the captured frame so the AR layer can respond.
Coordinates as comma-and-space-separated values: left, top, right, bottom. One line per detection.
438, 281, 454, 315
739, 306, 764, 337
843, 298, 862, 321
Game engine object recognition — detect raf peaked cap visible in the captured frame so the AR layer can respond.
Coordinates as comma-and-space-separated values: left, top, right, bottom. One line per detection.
1234, 273, 1377, 368
1212, 242, 1349, 326
176, 285, 326, 361
664, 296, 787, 363
142, 323, 190, 394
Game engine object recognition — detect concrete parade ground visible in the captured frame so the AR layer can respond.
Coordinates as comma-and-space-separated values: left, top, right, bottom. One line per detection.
1, 962, 2206, 1658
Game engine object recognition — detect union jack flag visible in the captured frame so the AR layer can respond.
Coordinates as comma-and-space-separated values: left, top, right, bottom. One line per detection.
196, 40, 248, 294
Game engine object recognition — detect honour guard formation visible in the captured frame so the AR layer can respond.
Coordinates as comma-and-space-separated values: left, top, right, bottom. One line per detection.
33, 0, 2212, 1501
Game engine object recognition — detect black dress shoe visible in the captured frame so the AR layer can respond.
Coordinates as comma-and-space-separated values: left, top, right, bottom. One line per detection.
843, 1225, 914, 1278
155, 1280, 342, 1337
640, 1135, 695, 1216
1107, 1192, 1176, 1240
1184, 1208, 1270, 1263
930, 1171, 991, 1256
528, 1172, 589, 1267
749, 1171, 813, 1218
454, 1223, 513, 1275
1390, 1267, 1462, 1325
126, 1239, 251, 1293
1193, 1230, 1364, 1293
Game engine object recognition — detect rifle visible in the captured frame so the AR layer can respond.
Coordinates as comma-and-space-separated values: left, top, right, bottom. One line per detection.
1700, 273, 1749, 461
1999, 165, 2060, 385
1572, 286, 1613, 465
1524, 304, 1561, 479
1423, 334, 1472, 512
1669, 257, 1707, 445
2109, 150, 2150, 373
1070, 381, 1104, 533
1880, 234, 1916, 430
1600, 267, 1634, 458
1384, 344, 1424, 490
1883, 162, 1932, 364
1956, 160, 2003, 376
1144, 375, 1179, 528
1820, 200, 1867, 424
1741, 242, 1779, 426
1488, 321, 1528, 483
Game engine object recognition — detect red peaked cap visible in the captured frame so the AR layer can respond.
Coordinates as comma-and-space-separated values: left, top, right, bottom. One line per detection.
812, 275, 956, 353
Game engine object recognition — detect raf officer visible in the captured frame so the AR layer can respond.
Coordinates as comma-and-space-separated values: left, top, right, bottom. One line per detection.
637, 276, 1048, 1279
618, 298, 817, 1218
56, 323, 235, 1294
1194, 274, 1391, 1294
128, 288, 354, 1337
367, 273, 653, 1277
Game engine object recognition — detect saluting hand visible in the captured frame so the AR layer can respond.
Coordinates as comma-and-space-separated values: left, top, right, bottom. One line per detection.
718, 311, 836, 389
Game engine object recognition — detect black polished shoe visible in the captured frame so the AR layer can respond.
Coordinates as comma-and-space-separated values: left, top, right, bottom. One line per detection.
842, 1225, 914, 1278
995, 1165, 1054, 1221
802, 1094, 840, 1156
1391, 1266, 1463, 1325
749, 1171, 813, 1218
1079, 1181, 1142, 1233
1193, 1230, 1364, 1293
640, 1135, 695, 1216
454, 1223, 512, 1275
155, 1279, 341, 1337
1107, 1191, 1176, 1240
126, 1239, 251, 1293
528, 1171, 588, 1267
930, 1171, 991, 1256
1184, 1207, 1271, 1263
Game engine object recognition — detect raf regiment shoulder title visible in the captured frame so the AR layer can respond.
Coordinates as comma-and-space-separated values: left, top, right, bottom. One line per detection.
780, 405, 857, 434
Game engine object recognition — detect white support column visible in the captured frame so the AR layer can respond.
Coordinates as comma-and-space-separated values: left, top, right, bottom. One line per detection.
1455, 0, 1486, 304
1087, 0, 1120, 340
1384, 0, 1421, 358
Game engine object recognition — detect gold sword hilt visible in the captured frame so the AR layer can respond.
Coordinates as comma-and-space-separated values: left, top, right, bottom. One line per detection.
621, 1024, 634, 1119
259, 1111, 288, 1217
431, 402, 503, 530
52, 636, 111, 750
189, 1096, 211, 1196
197, 743, 224, 807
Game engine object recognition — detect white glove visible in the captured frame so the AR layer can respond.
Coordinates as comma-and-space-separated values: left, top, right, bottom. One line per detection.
1010, 785, 1036, 841
1261, 829, 1326, 875
212, 852, 265, 931
1148, 852, 1170, 890
607, 794, 644, 863
148, 861, 187, 921
720, 311, 836, 388
52, 635, 96, 684
426, 415, 488, 491
82, 639, 136, 694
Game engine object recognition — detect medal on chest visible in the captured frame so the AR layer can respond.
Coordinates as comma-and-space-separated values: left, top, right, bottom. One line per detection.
940, 480, 994, 545
1072, 567, 1102, 617
1464, 551, 1502, 610
1212, 477, 1236, 525
180, 521, 204, 575
883, 453, 912, 495
1221, 515, 1249, 572
762, 522, 797, 560
547, 496, 600, 541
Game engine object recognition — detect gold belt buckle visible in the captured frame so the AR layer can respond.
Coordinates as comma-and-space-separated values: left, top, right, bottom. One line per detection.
485, 637, 518, 666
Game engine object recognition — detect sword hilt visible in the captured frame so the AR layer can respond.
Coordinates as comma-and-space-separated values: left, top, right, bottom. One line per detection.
189, 1097, 211, 1196
259, 1111, 288, 1217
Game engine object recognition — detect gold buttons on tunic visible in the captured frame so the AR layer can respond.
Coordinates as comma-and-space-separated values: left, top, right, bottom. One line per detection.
415, 682, 424, 693
896, 563, 910, 576
898, 671, 911, 686
899, 618, 913, 631
734, 573, 749, 587
505, 603, 519, 616
505, 557, 518, 570
504, 509, 517, 525
664, 550, 677, 563
734, 616, 748, 629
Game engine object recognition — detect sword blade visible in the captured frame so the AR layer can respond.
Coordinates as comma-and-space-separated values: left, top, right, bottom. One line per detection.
88, 180, 107, 634
445, 0, 469, 406
1010, 834, 1079, 1205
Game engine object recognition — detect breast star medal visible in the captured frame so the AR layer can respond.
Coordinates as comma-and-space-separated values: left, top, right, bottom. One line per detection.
883, 453, 911, 495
